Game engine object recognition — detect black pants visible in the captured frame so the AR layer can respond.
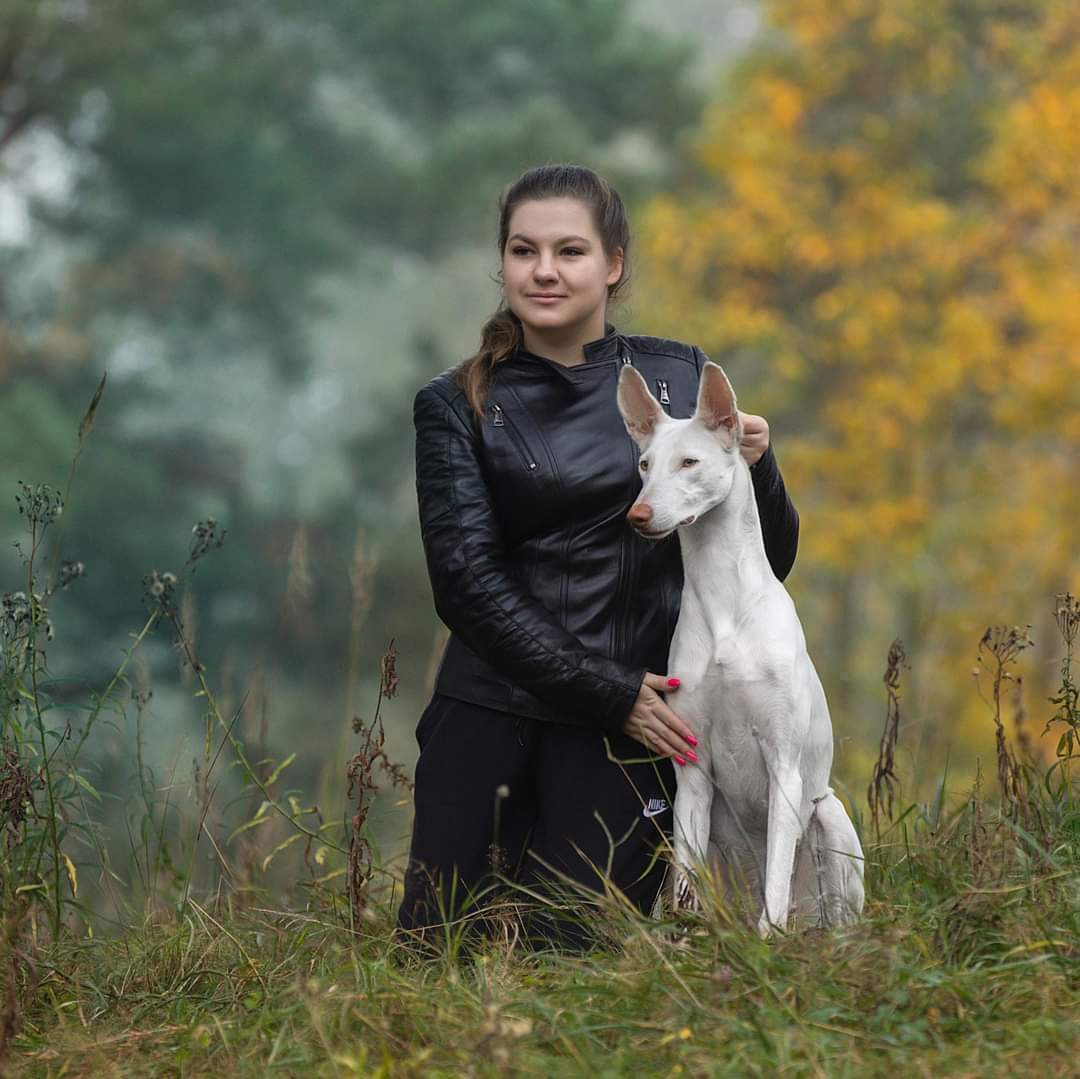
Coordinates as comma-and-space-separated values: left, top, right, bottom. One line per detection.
395, 692, 676, 952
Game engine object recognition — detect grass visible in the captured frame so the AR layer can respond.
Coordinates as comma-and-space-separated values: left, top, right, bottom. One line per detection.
7, 813, 1079, 1076
2, 381, 1078, 1076
5, 597, 1078, 1079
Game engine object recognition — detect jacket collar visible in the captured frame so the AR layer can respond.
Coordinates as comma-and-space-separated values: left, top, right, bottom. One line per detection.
502, 322, 626, 385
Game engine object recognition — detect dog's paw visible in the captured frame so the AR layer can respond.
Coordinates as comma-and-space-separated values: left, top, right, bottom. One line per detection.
673, 871, 701, 915
756, 910, 787, 940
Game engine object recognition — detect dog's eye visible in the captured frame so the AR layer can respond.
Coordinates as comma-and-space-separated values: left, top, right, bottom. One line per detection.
681, 458, 699, 468
639, 459, 648, 472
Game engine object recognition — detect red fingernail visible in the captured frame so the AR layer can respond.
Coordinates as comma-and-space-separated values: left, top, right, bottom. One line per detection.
686, 734, 698, 746
674, 755, 686, 766
667, 677, 681, 688
686, 750, 699, 763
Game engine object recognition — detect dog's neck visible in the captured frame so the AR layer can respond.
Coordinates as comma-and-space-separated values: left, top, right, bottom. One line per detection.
677, 459, 774, 628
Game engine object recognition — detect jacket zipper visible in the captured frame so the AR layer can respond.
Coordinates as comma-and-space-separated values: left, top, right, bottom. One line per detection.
490, 403, 538, 471
656, 378, 670, 405
612, 346, 640, 661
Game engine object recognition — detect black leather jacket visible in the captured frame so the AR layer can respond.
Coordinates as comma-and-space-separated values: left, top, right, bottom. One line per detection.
413, 323, 799, 738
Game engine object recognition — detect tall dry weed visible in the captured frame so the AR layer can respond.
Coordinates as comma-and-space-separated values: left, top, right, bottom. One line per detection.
975, 624, 1034, 830
1045, 592, 1079, 793
868, 638, 907, 839
345, 639, 412, 927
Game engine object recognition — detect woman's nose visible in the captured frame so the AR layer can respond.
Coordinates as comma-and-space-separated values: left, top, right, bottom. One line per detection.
534, 256, 558, 279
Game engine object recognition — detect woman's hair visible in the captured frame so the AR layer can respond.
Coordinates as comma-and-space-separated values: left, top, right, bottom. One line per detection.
455, 163, 631, 422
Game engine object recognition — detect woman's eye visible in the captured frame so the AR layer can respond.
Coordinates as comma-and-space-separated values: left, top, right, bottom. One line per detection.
509, 246, 583, 256
681, 458, 698, 468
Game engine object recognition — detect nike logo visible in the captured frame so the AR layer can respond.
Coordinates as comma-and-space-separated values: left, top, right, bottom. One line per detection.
643, 798, 669, 818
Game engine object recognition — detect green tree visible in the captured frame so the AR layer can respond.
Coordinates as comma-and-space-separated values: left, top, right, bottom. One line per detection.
0, 0, 702, 688
1, 0, 697, 379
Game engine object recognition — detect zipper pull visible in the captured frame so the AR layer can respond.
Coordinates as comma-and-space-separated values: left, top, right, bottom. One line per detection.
491, 400, 537, 470
656, 378, 670, 405
621, 351, 632, 366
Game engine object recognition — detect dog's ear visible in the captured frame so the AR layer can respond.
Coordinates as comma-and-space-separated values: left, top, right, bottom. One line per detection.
693, 360, 741, 446
617, 364, 668, 447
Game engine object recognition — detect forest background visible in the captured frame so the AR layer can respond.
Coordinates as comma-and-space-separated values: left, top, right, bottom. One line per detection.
1, 0, 1077, 923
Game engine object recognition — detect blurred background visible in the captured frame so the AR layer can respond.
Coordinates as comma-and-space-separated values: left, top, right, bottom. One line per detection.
1, 0, 1076, 913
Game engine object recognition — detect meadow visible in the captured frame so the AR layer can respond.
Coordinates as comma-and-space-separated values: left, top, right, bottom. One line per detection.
1, 393, 1077, 1078
3, 3, 1078, 1073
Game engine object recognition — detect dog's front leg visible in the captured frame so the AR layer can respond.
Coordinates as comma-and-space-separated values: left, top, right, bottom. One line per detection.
758, 759, 803, 938
671, 765, 712, 912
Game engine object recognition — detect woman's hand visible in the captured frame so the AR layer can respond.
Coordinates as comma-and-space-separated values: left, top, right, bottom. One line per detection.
622, 672, 699, 765
737, 410, 769, 467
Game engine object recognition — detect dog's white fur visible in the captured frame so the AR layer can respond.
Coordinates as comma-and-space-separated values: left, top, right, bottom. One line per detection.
617, 360, 864, 936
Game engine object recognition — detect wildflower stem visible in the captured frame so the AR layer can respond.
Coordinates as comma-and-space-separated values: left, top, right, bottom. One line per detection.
70, 611, 161, 762
167, 609, 345, 857
27, 614, 62, 939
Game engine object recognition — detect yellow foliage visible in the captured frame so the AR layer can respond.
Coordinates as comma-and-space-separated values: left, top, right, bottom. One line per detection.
63, 851, 78, 897
760, 77, 805, 130
636, 0, 1079, 774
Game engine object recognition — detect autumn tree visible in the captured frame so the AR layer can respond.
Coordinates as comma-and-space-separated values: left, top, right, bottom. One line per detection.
637, 0, 1079, 765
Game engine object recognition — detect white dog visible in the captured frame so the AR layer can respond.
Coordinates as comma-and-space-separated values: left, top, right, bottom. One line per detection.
617, 360, 864, 936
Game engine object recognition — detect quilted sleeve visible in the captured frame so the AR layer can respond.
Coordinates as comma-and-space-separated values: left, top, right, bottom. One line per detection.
413, 381, 646, 735
748, 443, 800, 581
692, 346, 800, 581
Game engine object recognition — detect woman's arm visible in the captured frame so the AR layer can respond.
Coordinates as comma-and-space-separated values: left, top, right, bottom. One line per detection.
414, 380, 645, 735
748, 443, 800, 581
692, 346, 800, 581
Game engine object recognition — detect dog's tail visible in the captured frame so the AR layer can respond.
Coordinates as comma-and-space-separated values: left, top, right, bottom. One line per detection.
797, 790, 865, 926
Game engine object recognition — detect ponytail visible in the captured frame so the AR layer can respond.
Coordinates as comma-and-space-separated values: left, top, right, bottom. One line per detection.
454, 304, 523, 423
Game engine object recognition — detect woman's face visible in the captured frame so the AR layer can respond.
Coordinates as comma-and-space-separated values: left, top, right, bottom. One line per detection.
501, 197, 623, 342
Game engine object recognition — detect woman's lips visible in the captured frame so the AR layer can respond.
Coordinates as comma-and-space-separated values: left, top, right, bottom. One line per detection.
528, 294, 566, 303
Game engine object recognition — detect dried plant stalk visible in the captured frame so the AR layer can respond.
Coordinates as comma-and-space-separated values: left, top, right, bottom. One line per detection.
1045, 593, 1080, 784
975, 625, 1032, 825
345, 639, 412, 926
868, 638, 906, 839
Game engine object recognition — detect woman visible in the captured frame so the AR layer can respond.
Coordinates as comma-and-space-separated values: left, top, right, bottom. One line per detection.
396, 164, 799, 952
